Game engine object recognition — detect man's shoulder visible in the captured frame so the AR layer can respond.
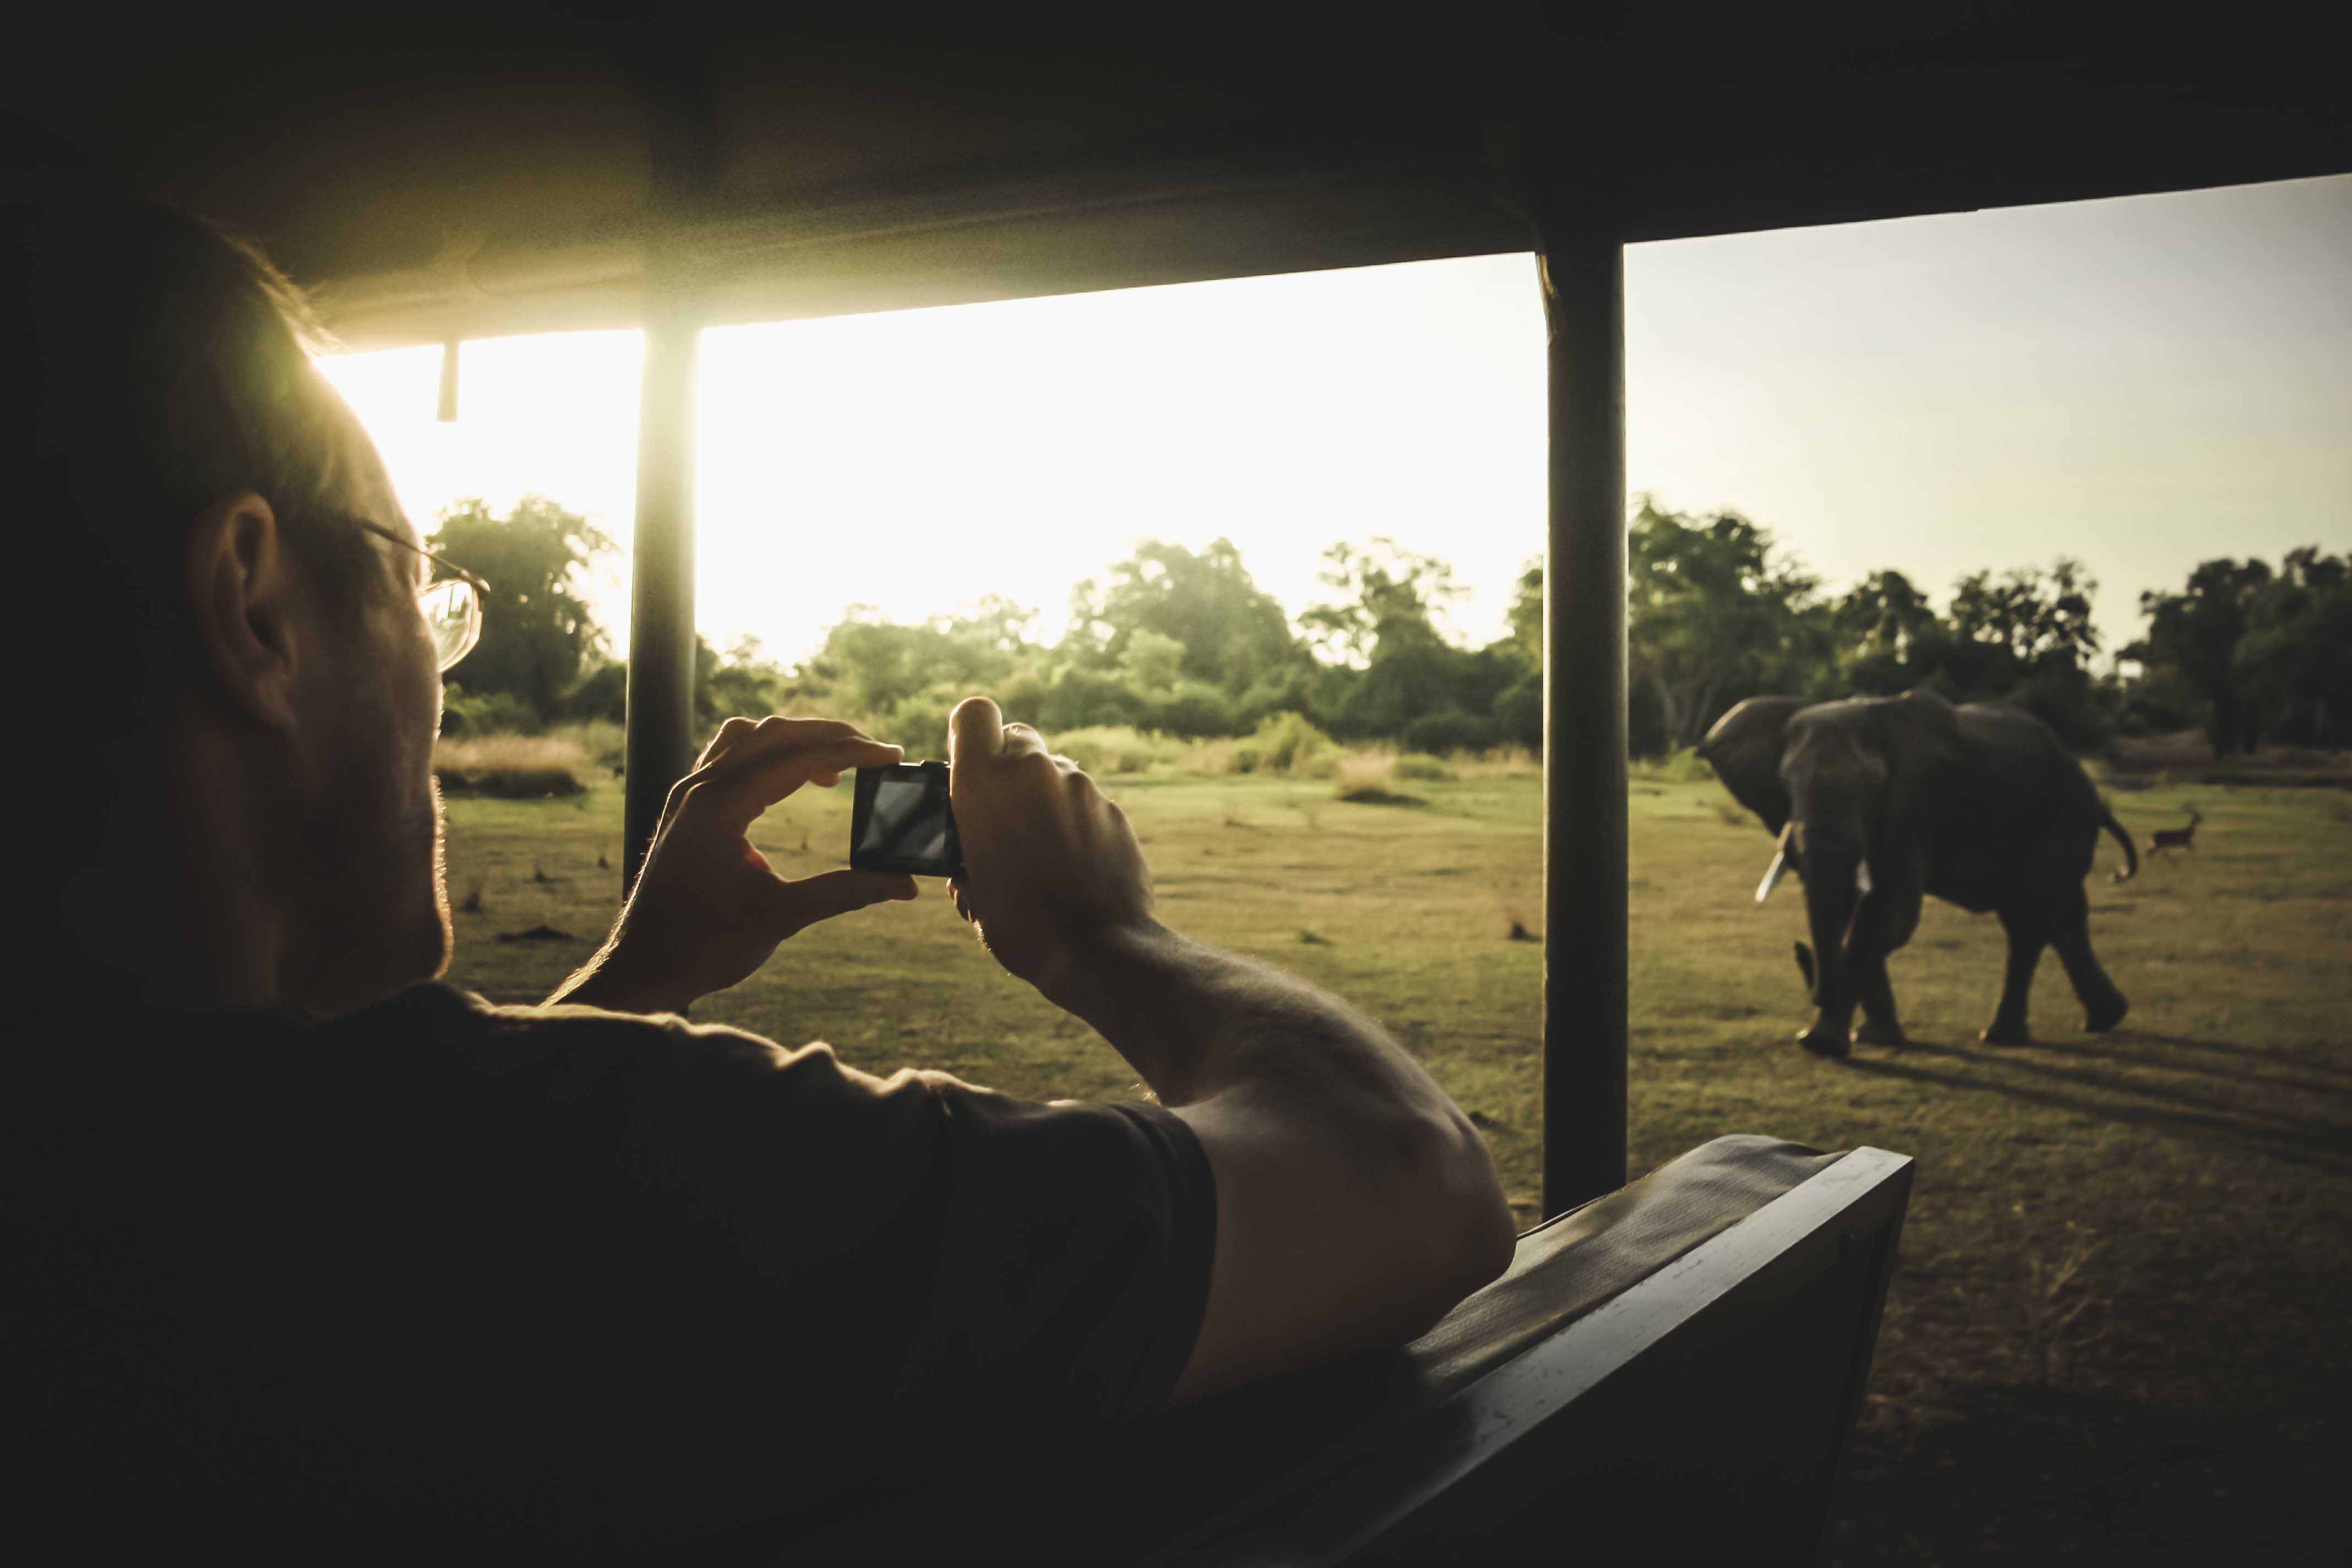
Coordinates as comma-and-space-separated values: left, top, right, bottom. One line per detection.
336, 981, 780, 1070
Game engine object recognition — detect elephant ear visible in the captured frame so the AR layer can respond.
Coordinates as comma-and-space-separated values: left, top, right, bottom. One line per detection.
1698, 696, 1808, 832
1879, 687, 1966, 810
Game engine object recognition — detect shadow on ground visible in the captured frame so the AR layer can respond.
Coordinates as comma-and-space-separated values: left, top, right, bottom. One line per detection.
1842, 1033, 2352, 1177
1831, 1379, 2351, 1563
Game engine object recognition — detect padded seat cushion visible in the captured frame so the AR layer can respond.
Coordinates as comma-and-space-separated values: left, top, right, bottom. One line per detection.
1408, 1133, 1848, 1392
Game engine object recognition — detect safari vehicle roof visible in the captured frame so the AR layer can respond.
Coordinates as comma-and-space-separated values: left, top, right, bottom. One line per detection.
13, 3, 2346, 348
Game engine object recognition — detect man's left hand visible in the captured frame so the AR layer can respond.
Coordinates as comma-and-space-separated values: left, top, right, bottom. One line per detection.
549, 717, 917, 1015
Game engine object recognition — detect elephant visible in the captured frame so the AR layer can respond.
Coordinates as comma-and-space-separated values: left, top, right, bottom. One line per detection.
1697, 687, 2138, 1058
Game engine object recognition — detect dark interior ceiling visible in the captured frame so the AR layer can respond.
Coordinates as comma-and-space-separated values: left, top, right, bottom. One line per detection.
12, 3, 2346, 348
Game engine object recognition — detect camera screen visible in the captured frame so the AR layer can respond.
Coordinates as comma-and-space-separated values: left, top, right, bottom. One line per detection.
859, 774, 952, 867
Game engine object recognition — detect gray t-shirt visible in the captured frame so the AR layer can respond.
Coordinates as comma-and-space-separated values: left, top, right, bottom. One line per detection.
4, 979, 1216, 1561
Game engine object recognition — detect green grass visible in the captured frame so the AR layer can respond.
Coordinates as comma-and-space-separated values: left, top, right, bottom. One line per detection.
440, 770, 2351, 1562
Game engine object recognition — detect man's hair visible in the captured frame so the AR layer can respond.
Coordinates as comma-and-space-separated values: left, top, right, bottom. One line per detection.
13, 193, 396, 641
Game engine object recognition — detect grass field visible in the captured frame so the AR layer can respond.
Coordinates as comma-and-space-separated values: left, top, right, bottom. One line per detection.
440, 764, 2351, 1563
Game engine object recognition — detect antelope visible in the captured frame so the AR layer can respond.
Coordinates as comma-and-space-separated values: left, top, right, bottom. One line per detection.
2146, 807, 2203, 857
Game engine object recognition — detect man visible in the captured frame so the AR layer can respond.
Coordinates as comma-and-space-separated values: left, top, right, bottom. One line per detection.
7, 197, 1515, 1559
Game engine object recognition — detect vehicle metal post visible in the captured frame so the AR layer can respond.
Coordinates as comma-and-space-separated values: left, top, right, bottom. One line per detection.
622, 255, 704, 892
1538, 223, 1629, 1215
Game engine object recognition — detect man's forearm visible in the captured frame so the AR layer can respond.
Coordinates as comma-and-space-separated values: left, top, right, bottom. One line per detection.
1048, 920, 1464, 1123
1055, 918, 1516, 1346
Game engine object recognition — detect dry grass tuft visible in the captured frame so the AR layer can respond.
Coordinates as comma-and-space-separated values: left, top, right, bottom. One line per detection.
2016, 1214, 2110, 1388
1449, 745, 1539, 778
1332, 752, 1426, 805
435, 732, 589, 798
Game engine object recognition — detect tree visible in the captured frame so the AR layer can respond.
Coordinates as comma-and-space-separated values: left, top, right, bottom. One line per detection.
1302, 540, 1517, 739
2233, 548, 2351, 749
1626, 499, 1825, 752
428, 496, 614, 721
1931, 558, 2108, 748
1834, 569, 1938, 658
698, 634, 786, 725
2126, 558, 2274, 755
785, 606, 1032, 720
1115, 629, 1188, 695
1067, 539, 1305, 693
1300, 538, 1468, 667
1947, 558, 2101, 671
1828, 569, 1939, 699
1504, 560, 1542, 669
1482, 562, 1547, 750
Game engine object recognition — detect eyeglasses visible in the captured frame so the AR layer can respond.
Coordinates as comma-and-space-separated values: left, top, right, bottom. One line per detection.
351, 518, 490, 673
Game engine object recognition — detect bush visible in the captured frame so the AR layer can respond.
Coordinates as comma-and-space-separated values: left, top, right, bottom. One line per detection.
441, 684, 545, 737
1050, 726, 1190, 775
1630, 745, 1715, 783
1491, 676, 1542, 751
1392, 752, 1455, 781
1032, 667, 1145, 733
1246, 711, 1338, 775
1148, 681, 1239, 738
1403, 709, 1499, 756
558, 661, 628, 725
433, 732, 589, 798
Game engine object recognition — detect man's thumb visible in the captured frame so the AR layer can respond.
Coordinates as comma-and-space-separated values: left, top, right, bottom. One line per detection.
949, 695, 1004, 764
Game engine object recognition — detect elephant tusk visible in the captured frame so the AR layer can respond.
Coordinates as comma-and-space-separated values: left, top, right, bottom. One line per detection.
1856, 858, 1874, 896
1756, 821, 1796, 903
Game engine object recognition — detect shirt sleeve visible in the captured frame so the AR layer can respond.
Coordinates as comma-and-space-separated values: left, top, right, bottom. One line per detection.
425, 988, 1217, 1460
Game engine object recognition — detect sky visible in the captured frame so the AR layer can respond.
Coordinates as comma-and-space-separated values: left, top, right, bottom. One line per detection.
317, 172, 2350, 669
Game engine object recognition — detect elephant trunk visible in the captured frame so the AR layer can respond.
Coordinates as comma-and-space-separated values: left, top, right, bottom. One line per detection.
1793, 821, 1869, 1053
1803, 872, 1855, 1007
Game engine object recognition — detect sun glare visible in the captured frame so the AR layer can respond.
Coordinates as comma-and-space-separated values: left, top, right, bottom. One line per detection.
317, 330, 646, 649
318, 254, 1550, 666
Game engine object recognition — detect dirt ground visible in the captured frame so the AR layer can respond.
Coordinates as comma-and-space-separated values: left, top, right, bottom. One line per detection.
440, 766, 2352, 1564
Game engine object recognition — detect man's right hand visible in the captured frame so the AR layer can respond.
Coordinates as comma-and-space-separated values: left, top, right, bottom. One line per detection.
946, 696, 1157, 1004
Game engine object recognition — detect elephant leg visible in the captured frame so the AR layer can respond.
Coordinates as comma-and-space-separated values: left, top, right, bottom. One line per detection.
1852, 950, 1907, 1047
1981, 908, 2044, 1046
1798, 1003, 1854, 1059
1849, 874, 1918, 1048
2049, 883, 2128, 1033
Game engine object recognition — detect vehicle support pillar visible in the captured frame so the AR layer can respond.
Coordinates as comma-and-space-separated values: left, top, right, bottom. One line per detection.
623, 257, 704, 892
1538, 224, 1629, 1215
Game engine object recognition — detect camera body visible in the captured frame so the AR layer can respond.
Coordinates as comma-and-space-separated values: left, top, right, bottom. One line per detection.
849, 761, 964, 879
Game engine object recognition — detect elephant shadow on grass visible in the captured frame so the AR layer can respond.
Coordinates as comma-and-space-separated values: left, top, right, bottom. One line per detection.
2029, 1032, 2352, 1096
1891, 1035, 2352, 1124
1836, 1037, 2352, 1178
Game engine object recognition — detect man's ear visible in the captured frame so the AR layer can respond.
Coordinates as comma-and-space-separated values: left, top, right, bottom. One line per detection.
183, 490, 306, 732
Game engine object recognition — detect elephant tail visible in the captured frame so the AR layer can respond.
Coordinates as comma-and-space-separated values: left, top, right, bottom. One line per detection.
2102, 808, 2139, 883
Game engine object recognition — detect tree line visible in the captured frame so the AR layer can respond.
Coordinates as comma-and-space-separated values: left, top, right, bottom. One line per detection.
431, 494, 2348, 760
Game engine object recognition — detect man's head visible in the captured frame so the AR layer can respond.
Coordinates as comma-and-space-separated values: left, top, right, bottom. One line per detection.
17, 194, 454, 1014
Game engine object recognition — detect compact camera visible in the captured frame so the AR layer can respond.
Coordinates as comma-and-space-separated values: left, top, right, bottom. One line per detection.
848, 761, 964, 879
